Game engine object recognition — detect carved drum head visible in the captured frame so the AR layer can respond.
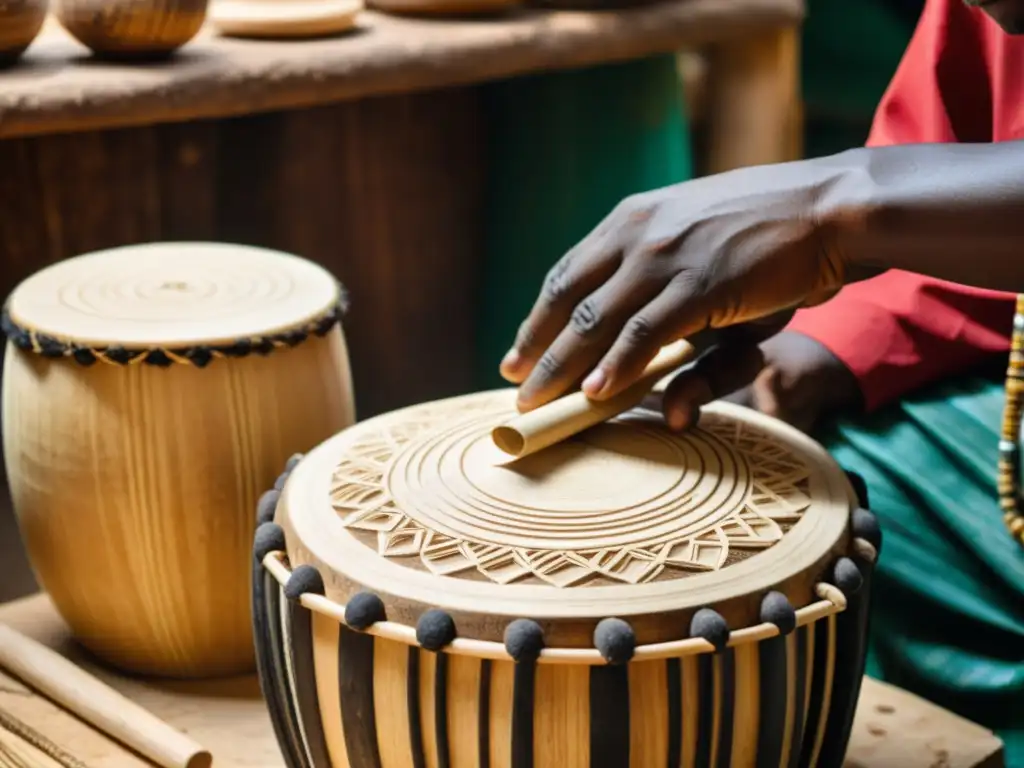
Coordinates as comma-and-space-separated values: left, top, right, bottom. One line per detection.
278, 390, 854, 647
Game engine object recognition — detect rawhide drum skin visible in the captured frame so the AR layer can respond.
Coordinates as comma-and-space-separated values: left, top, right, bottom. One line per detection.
253, 389, 881, 767
2, 242, 355, 679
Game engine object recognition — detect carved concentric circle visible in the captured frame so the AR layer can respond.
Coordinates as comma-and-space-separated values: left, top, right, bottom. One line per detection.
329, 391, 818, 588
388, 417, 747, 550
6, 242, 340, 347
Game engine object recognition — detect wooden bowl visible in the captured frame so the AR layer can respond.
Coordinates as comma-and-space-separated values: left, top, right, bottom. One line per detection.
209, 0, 360, 39
0, 0, 49, 66
53, 0, 208, 58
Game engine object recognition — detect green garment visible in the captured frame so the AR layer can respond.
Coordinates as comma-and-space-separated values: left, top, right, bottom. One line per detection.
817, 374, 1024, 766
475, 55, 692, 390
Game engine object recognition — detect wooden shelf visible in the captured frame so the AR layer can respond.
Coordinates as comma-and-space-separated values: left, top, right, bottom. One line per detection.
0, 0, 802, 140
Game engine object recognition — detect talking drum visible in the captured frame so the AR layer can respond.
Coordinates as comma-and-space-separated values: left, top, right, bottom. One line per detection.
2, 242, 356, 679
253, 389, 880, 768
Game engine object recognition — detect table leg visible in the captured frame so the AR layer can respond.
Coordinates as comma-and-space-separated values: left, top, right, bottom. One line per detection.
704, 23, 803, 174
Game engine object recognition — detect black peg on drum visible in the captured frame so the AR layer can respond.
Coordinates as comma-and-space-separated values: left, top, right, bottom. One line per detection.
690, 608, 729, 653
72, 348, 97, 366
832, 557, 864, 596
844, 469, 870, 508
186, 346, 213, 368
285, 564, 325, 601
594, 617, 636, 665
253, 522, 286, 563
852, 507, 882, 552
283, 330, 306, 347
345, 591, 387, 630
273, 453, 303, 491
504, 619, 545, 663
104, 345, 137, 364
224, 340, 253, 358
416, 609, 457, 651
37, 335, 64, 358
256, 489, 280, 526
759, 591, 796, 636
143, 350, 173, 367
8, 328, 30, 350
0, 310, 16, 338
2, 316, 30, 348
314, 314, 337, 336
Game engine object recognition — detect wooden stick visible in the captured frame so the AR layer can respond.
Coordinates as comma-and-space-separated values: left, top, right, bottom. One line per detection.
491, 339, 697, 458
0, 624, 211, 768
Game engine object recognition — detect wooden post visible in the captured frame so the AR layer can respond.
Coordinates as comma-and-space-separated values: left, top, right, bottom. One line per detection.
704, 23, 803, 174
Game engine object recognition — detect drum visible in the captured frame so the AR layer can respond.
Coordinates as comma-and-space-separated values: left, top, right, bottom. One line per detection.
2, 242, 356, 679
253, 389, 880, 767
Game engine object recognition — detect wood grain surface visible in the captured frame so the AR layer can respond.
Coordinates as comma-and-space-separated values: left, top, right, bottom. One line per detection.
0, 594, 1004, 768
0, 0, 803, 140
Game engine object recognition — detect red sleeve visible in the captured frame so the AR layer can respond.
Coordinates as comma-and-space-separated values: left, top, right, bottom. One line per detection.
785, 0, 1016, 412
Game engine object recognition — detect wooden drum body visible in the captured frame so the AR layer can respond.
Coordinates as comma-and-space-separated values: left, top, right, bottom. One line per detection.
253, 390, 880, 767
3, 242, 356, 679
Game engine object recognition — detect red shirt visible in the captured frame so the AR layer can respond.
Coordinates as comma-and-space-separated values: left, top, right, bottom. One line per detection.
785, 0, 1022, 411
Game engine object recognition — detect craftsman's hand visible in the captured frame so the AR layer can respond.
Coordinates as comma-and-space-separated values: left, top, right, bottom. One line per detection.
499, 158, 855, 411
653, 331, 863, 435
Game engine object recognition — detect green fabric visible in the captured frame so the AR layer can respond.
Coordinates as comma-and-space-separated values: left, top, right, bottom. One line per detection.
801, 0, 914, 120
816, 375, 1024, 765
475, 56, 692, 390
800, 1, 918, 159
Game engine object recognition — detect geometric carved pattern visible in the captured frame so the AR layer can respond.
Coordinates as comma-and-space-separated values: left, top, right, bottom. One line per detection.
331, 393, 814, 588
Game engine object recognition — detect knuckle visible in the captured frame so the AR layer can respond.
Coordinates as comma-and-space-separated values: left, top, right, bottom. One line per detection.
569, 298, 603, 337
542, 263, 572, 303
675, 265, 713, 298
514, 322, 537, 352
623, 314, 655, 344
535, 351, 562, 380
609, 193, 654, 229
640, 234, 684, 259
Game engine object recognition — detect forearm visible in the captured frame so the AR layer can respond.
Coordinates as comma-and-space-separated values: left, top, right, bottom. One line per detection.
822, 139, 1024, 291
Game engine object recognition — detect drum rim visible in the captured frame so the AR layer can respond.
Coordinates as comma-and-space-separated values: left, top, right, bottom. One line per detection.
277, 391, 860, 647
1, 242, 347, 368
256, 543, 866, 665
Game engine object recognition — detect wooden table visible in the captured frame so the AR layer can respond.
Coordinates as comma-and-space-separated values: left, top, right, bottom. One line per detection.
0, 0, 803, 418
0, 594, 1005, 768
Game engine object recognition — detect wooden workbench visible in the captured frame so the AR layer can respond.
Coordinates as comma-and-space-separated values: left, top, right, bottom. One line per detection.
0, 594, 1005, 768
0, 0, 802, 418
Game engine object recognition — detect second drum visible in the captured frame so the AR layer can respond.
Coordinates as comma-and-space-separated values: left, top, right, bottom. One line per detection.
1, 241, 356, 679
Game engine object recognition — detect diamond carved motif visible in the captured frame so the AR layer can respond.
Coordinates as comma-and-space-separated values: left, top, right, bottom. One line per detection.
330, 398, 816, 587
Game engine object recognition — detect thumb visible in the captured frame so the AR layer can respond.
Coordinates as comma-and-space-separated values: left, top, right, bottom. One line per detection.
661, 341, 766, 431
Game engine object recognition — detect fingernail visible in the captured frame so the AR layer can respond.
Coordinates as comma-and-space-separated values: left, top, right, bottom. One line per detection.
501, 349, 521, 372
582, 368, 607, 396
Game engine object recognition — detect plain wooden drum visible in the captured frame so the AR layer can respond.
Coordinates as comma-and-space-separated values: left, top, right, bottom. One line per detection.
252, 389, 881, 767
2, 242, 356, 679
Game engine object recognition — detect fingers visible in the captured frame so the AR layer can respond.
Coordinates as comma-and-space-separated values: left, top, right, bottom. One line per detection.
500, 228, 622, 385
578, 273, 715, 401
514, 267, 665, 411
661, 340, 767, 431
